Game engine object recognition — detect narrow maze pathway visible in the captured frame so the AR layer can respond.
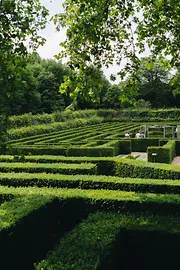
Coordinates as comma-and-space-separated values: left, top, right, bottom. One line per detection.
118, 152, 180, 165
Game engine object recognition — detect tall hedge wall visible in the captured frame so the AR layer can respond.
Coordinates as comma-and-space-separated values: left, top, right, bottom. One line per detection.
147, 140, 176, 164
131, 138, 159, 152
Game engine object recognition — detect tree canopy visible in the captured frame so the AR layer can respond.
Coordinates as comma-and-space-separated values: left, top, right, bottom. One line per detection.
0, 0, 49, 110
55, 0, 179, 98
134, 57, 176, 108
0, 0, 49, 145
57, 0, 179, 69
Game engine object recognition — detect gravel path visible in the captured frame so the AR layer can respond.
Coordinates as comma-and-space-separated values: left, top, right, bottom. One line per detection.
131, 152, 147, 161
117, 152, 147, 161
171, 157, 180, 165
117, 152, 180, 165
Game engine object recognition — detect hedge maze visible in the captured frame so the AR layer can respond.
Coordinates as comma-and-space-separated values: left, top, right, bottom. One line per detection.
6, 122, 141, 156
1, 121, 180, 269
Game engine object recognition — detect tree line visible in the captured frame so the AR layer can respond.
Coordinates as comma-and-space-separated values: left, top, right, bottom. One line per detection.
7, 53, 179, 115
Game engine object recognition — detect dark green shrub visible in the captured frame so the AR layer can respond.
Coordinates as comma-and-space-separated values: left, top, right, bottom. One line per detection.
7, 116, 103, 140
0, 195, 91, 269
6, 146, 67, 156
159, 139, 169, 146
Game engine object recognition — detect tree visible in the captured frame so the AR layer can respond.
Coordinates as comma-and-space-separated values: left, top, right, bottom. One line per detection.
28, 57, 71, 113
9, 64, 41, 115
170, 70, 180, 107
133, 57, 175, 107
102, 85, 122, 109
60, 65, 110, 108
171, 71, 180, 94
54, 0, 179, 100
0, 0, 48, 145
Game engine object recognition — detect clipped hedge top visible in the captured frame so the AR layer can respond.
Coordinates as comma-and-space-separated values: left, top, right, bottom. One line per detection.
0, 155, 112, 162
0, 162, 95, 169
1, 186, 180, 206
1, 172, 180, 186
36, 211, 180, 270
1, 154, 180, 173
36, 211, 122, 270
0, 195, 54, 231
115, 157, 180, 172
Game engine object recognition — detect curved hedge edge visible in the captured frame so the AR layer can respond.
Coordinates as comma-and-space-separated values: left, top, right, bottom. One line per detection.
35, 211, 180, 270
0, 195, 54, 232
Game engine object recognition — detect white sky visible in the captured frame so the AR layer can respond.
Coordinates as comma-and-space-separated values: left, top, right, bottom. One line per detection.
37, 0, 150, 83
36, 0, 126, 83
37, 0, 65, 58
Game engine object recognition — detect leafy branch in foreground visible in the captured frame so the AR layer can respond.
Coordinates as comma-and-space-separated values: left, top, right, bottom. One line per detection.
54, 0, 179, 99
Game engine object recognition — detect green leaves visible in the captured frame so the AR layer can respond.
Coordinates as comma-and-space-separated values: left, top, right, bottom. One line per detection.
0, 0, 49, 149
0, 0, 49, 55
52, 0, 179, 101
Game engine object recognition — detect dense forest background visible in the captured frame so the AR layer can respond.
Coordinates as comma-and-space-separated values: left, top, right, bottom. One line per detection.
7, 53, 180, 116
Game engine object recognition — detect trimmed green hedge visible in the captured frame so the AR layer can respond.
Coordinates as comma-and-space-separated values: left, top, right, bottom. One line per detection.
0, 194, 92, 269
8, 110, 99, 129
119, 140, 131, 154
8, 109, 180, 131
0, 155, 107, 164
148, 140, 176, 164
1, 155, 180, 179
66, 147, 114, 157
175, 140, 180, 155
1, 185, 180, 269
35, 211, 180, 270
0, 162, 97, 175
2, 172, 180, 194
35, 212, 123, 270
109, 108, 180, 122
6, 145, 68, 156
1, 186, 180, 214
7, 123, 105, 145
159, 139, 169, 146
114, 158, 180, 179
131, 138, 159, 152
7, 116, 103, 140
0, 195, 53, 232
6, 140, 120, 157
0, 155, 116, 175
